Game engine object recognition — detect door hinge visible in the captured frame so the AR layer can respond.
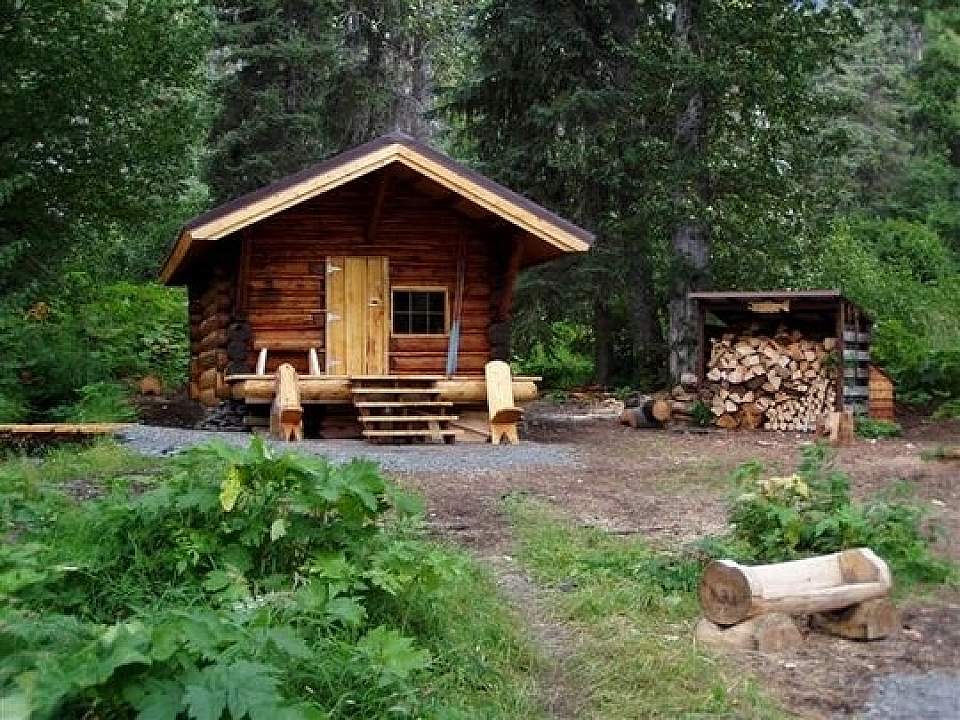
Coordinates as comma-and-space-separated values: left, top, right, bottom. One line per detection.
326, 262, 342, 274
326, 312, 340, 322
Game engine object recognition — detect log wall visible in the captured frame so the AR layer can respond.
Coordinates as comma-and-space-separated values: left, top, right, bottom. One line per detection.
234, 176, 509, 374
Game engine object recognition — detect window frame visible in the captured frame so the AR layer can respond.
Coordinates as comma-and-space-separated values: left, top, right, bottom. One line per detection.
390, 285, 450, 337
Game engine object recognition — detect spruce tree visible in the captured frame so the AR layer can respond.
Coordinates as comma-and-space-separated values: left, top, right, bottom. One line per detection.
206, 0, 464, 201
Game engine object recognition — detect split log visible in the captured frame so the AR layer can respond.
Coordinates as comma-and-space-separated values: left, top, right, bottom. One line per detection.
811, 598, 899, 640
695, 613, 802, 653
699, 549, 892, 626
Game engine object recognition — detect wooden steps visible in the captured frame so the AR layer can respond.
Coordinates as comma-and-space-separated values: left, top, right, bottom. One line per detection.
360, 415, 458, 423
350, 377, 457, 444
355, 400, 453, 408
362, 429, 458, 439
351, 387, 442, 395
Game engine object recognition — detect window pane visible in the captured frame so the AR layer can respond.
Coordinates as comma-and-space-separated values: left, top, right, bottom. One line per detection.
411, 313, 428, 334
392, 290, 446, 334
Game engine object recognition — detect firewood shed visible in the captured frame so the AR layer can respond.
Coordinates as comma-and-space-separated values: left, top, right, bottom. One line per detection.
689, 290, 878, 420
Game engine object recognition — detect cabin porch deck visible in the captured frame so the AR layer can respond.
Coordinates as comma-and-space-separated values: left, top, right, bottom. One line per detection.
224, 373, 538, 443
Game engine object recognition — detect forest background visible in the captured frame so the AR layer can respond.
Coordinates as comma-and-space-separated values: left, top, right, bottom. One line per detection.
1, 0, 958, 422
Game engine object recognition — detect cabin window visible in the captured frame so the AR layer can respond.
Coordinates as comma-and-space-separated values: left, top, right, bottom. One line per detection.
392, 287, 448, 335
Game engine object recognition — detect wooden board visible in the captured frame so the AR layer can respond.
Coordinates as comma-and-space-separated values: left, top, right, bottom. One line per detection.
327, 255, 389, 376
0, 424, 129, 437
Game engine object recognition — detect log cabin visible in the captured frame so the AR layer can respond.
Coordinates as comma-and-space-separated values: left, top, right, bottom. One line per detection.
160, 132, 593, 441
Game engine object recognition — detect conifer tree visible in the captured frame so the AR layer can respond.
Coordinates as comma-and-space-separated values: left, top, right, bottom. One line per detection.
206, 0, 464, 201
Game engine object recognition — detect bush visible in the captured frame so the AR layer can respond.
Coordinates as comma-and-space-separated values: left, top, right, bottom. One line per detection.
0, 440, 538, 718
715, 444, 952, 586
855, 417, 902, 439
0, 276, 188, 421
512, 321, 594, 390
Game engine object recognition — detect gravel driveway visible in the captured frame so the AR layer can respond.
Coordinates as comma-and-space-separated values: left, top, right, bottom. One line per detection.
862, 672, 960, 719
118, 424, 578, 473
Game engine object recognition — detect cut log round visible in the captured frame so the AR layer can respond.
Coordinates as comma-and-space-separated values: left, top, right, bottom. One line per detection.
694, 613, 802, 653
811, 598, 899, 640
651, 398, 672, 423
619, 403, 662, 429
699, 549, 892, 626
198, 329, 229, 353
198, 312, 230, 338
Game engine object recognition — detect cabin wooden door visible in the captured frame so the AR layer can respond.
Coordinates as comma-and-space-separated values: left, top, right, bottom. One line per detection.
325, 256, 389, 375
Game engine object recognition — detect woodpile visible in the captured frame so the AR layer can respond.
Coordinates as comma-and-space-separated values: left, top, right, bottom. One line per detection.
704, 330, 838, 432
695, 549, 898, 652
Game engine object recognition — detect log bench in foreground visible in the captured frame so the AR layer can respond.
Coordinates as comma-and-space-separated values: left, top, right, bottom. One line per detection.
696, 549, 898, 651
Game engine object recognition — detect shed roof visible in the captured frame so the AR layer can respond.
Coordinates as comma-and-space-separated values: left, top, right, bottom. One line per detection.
160, 132, 593, 284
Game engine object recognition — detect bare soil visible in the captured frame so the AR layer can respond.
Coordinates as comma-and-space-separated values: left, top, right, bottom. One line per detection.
393, 400, 960, 719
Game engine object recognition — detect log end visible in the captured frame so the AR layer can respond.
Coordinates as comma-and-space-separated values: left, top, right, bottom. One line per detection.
695, 613, 802, 653
699, 560, 756, 626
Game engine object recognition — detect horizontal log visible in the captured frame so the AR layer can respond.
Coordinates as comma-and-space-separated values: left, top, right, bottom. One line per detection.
198, 349, 228, 370
199, 312, 231, 337
198, 329, 229, 353
230, 377, 538, 406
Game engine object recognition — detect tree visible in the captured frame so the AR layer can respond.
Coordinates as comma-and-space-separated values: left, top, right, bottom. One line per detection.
0, 0, 211, 295
206, 0, 465, 201
449, 0, 860, 385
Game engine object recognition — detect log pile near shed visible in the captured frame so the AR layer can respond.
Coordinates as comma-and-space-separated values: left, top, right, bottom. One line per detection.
703, 330, 838, 432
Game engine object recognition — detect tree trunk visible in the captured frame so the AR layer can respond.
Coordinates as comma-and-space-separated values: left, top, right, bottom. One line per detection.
628, 247, 665, 382
594, 298, 612, 387
668, 0, 710, 381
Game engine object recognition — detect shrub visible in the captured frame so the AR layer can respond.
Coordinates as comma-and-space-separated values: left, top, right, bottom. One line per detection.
513, 321, 594, 390
855, 417, 902, 439
0, 440, 537, 718
49, 381, 138, 423
716, 444, 952, 586
932, 398, 960, 420
0, 277, 188, 421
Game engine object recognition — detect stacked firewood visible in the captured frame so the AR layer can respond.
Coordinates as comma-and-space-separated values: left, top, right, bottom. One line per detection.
704, 331, 837, 432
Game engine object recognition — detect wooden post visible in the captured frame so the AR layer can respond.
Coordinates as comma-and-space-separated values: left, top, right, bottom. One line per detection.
485, 360, 522, 445
270, 363, 303, 441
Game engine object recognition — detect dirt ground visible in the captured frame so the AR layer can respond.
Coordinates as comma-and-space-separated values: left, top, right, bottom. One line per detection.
393, 400, 960, 719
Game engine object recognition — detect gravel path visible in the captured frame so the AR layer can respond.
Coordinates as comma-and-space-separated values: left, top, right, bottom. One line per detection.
118, 424, 578, 473
862, 672, 960, 719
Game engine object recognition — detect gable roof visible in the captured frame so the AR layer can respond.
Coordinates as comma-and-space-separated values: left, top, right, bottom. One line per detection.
160, 132, 593, 284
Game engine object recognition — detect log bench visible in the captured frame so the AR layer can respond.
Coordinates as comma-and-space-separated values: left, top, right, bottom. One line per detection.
485, 360, 522, 445
696, 549, 897, 650
700, 548, 892, 625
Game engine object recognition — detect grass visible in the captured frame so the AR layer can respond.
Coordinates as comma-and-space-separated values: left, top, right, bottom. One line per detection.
0, 441, 544, 719
503, 495, 789, 720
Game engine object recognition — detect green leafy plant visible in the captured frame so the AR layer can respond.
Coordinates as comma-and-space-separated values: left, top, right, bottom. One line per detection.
714, 444, 952, 586
855, 416, 902, 439
690, 400, 714, 427
932, 398, 960, 420
0, 440, 539, 719
513, 321, 594, 390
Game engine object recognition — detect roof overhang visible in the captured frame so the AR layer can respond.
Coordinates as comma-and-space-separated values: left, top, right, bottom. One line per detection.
161, 133, 593, 284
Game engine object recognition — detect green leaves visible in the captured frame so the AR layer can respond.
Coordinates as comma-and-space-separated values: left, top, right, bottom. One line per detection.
183, 661, 282, 720
355, 627, 431, 687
